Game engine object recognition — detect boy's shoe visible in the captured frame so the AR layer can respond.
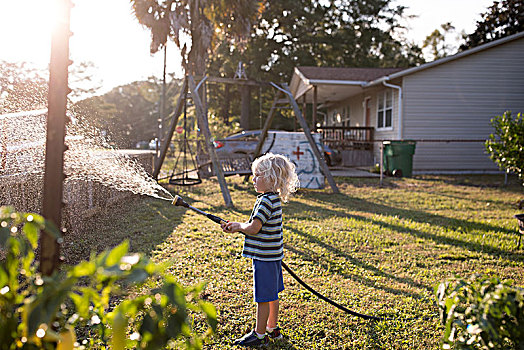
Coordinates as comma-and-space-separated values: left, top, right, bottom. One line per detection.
266, 326, 283, 340
233, 330, 269, 347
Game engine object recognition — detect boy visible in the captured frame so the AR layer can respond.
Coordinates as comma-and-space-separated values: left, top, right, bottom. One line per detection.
222, 153, 299, 347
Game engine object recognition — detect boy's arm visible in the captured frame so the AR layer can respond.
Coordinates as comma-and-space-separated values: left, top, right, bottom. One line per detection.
222, 218, 262, 235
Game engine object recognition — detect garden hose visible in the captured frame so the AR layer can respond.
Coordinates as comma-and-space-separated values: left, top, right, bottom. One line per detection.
172, 195, 432, 321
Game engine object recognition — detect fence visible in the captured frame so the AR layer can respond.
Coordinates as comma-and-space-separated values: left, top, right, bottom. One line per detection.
315, 126, 374, 150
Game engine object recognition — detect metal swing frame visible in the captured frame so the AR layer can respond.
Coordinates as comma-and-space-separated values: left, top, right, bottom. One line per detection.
168, 80, 202, 186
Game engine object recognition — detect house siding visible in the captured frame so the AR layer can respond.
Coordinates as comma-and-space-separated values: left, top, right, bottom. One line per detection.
403, 37, 524, 172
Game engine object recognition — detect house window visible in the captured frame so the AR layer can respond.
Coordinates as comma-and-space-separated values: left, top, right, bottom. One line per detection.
377, 90, 393, 129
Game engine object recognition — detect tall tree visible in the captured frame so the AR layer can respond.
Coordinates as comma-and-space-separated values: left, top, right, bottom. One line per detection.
130, 0, 264, 76
209, 0, 424, 83
460, 0, 524, 51
206, 0, 424, 130
422, 22, 459, 61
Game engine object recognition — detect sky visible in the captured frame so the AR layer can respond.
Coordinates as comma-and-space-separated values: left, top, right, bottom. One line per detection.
0, 0, 495, 95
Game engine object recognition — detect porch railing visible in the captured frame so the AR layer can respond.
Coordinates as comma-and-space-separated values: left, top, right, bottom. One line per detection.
315, 126, 374, 150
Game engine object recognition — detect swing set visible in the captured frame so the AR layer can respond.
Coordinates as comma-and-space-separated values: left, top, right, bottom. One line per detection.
153, 74, 339, 208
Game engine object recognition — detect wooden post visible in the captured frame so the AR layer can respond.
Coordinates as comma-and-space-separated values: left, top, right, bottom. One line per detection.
153, 78, 187, 178
40, 0, 72, 275
279, 83, 339, 194
188, 75, 233, 207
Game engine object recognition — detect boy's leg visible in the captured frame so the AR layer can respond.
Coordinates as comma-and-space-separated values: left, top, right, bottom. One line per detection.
255, 302, 270, 335
267, 300, 279, 329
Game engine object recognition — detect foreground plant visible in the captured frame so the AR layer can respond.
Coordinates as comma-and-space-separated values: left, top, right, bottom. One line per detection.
436, 274, 524, 349
0, 206, 216, 349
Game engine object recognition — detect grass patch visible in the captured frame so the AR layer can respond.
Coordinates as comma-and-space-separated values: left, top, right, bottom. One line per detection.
67, 174, 523, 349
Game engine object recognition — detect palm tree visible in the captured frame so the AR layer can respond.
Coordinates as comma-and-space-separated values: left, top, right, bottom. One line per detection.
130, 0, 264, 76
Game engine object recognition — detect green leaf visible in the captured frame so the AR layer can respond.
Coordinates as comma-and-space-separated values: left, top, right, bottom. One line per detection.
199, 301, 217, 330
139, 313, 156, 336
70, 260, 96, 277
25, 299, 44, 336
105, 241, 129, 267
22, 222, 39, 248
70, 292, 90, 318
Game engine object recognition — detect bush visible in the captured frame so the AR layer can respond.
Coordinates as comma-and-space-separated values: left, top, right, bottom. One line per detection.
485, 111, 524, 184
0, 206, 216, 349
436, 274, 524, 349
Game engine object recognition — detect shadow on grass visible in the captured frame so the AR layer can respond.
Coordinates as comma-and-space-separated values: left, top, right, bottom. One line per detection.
293, 193, 523, 261
285, 240, 431, 301
417, 174, 522, 192
406, 188, 518, 207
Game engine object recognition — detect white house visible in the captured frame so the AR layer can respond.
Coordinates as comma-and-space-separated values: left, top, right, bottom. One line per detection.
289, 31, 524, 173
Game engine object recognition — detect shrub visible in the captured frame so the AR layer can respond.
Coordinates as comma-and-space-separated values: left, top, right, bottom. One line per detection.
436, 274, 524, 349
0, 206, 216, 349
485, 111, 524, 184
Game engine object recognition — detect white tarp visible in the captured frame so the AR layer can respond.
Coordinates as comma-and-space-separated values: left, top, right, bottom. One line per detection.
265, 131, 324, 189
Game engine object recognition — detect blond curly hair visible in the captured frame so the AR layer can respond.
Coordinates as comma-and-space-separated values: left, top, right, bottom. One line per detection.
252, 153, 300, 202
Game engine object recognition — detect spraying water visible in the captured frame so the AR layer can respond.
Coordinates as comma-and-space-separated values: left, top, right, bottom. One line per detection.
1, 61, 174, 210
0, 108, 174, 203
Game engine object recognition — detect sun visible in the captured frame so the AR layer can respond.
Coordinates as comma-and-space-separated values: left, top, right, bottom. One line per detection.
0, 0, 59, 66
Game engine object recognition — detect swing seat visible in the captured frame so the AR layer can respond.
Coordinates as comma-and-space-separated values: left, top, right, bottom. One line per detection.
196, 154, 253, 178
168, 168, 202, 186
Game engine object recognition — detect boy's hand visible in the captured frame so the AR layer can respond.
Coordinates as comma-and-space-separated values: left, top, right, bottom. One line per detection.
221, 219, 262, 235
222, 221, 241, 233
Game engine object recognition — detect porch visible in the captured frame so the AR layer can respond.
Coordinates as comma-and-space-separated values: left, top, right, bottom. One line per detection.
316, 126, 375, 167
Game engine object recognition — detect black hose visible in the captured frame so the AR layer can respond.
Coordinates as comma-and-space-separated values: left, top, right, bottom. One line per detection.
195, 210, 385, 320
281, 261, 382, 321
174, 197, 432, 321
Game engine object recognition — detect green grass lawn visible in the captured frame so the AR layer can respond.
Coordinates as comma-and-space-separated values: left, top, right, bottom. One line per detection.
70, 174, 523, 349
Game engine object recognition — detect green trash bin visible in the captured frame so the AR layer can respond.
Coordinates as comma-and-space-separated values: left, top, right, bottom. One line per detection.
383, 140, 417, 177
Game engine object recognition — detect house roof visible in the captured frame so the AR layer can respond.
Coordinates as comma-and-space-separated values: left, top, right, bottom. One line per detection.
296, 67, 406, 83
367, 31, 524, 86
290, 67, 407, 104
290, 31, 524, 104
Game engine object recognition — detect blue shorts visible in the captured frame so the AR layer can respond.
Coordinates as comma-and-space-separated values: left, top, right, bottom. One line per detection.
252, 259, 284, 303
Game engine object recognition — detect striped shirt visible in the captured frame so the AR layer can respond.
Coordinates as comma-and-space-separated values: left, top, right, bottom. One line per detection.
242, 192, 283, 261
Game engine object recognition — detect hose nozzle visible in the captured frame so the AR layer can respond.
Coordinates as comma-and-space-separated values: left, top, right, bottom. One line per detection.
172, 195, 189, 207
171, 195, 227, 225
